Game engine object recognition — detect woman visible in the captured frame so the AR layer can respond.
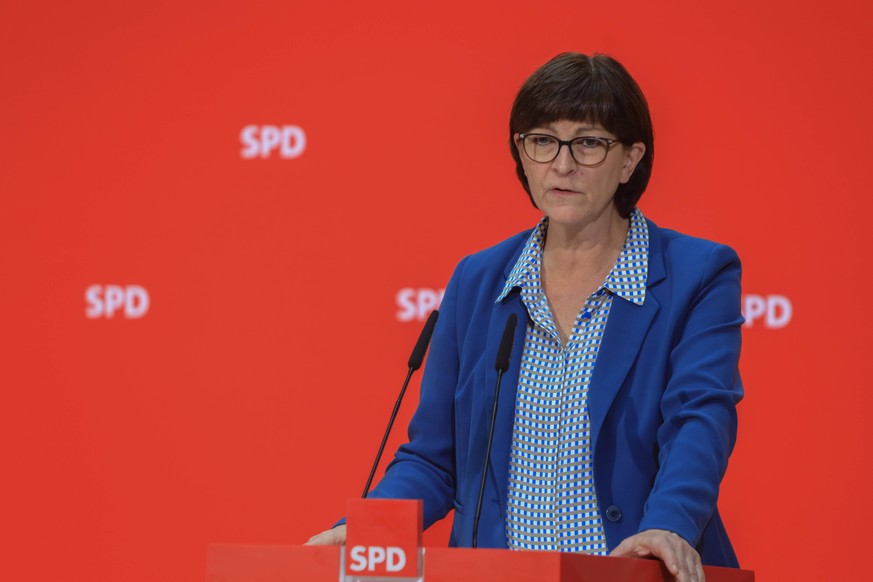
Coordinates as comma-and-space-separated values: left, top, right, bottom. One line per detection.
308, 53, 743, 582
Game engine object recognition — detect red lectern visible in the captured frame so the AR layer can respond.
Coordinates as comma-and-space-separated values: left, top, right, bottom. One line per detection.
207, 499, 754, 582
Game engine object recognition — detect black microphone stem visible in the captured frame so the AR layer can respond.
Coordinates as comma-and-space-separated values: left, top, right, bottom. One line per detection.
361, 310, 439, 499
362, 366, 414, 499
472, 367, 505, 548
472, 313, 518, 548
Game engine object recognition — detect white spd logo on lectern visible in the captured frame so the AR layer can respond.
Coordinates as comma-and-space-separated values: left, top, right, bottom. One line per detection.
348, 546, 407, 573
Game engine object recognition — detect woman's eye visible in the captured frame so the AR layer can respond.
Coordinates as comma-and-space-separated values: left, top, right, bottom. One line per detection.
532, 136, 554, 147
577, 137, 604, 149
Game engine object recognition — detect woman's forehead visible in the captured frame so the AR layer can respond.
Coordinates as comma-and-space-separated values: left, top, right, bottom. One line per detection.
531, 119, 611, 134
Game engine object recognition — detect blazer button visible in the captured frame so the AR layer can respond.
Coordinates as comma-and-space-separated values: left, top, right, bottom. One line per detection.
605, 505, 622, 522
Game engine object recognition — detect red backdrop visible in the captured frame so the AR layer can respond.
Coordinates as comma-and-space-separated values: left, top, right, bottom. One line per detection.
2, 1, 872, 580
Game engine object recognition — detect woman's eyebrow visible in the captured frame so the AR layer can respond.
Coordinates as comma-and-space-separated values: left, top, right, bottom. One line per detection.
541, 122, 602, 134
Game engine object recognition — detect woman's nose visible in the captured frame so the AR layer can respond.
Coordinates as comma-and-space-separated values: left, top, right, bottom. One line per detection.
551, 143, 577, 173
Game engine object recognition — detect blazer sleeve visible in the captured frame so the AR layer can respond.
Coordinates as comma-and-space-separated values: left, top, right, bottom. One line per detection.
638, 243, 744, 545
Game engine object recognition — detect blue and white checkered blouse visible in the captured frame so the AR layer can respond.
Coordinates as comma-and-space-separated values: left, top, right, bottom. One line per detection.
496, 208, 649, 553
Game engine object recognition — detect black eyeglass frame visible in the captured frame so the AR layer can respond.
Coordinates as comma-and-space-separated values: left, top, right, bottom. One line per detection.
518, 133, 621, 167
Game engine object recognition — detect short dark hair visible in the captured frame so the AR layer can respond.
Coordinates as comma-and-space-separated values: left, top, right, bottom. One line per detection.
509, 53, 654, 218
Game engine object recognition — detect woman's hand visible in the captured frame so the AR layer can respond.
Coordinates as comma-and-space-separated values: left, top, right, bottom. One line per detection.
304, 524, 347, 545
610, 529, 704, 582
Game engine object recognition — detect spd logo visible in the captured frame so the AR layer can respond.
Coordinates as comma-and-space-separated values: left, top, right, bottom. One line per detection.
742, 294, 792, 329
85, 285, 150, 319
344, 498, 422, 579
348, 546, 407, 573
396, 288, 445, 322
240, 124, 306, 159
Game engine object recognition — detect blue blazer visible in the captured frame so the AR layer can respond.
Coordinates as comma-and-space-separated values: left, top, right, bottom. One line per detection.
367, 218, 744, 567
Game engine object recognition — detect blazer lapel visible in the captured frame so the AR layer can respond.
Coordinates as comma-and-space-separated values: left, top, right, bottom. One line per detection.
587, 293, 658, 453
464, 236, 529, 509
588, 220, 666, 452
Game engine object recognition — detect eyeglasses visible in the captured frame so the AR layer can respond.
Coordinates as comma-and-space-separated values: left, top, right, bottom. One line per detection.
519, 133, 620, 166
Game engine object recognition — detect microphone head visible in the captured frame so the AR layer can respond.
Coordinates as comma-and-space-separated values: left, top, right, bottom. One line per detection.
495, 313, 518, 372
408, 310, 439, 370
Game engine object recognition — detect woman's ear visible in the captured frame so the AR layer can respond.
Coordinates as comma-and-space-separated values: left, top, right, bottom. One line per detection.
620, 142, 646, 183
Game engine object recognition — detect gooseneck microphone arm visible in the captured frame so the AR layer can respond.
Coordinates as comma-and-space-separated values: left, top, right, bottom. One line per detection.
472, 313, 518, 548
361, 310, 440, 499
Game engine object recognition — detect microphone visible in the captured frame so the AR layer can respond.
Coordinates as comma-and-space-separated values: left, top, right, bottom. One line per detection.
408, 309, 438, 371
472, 313, 518, 548
362, 310, 440, 498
